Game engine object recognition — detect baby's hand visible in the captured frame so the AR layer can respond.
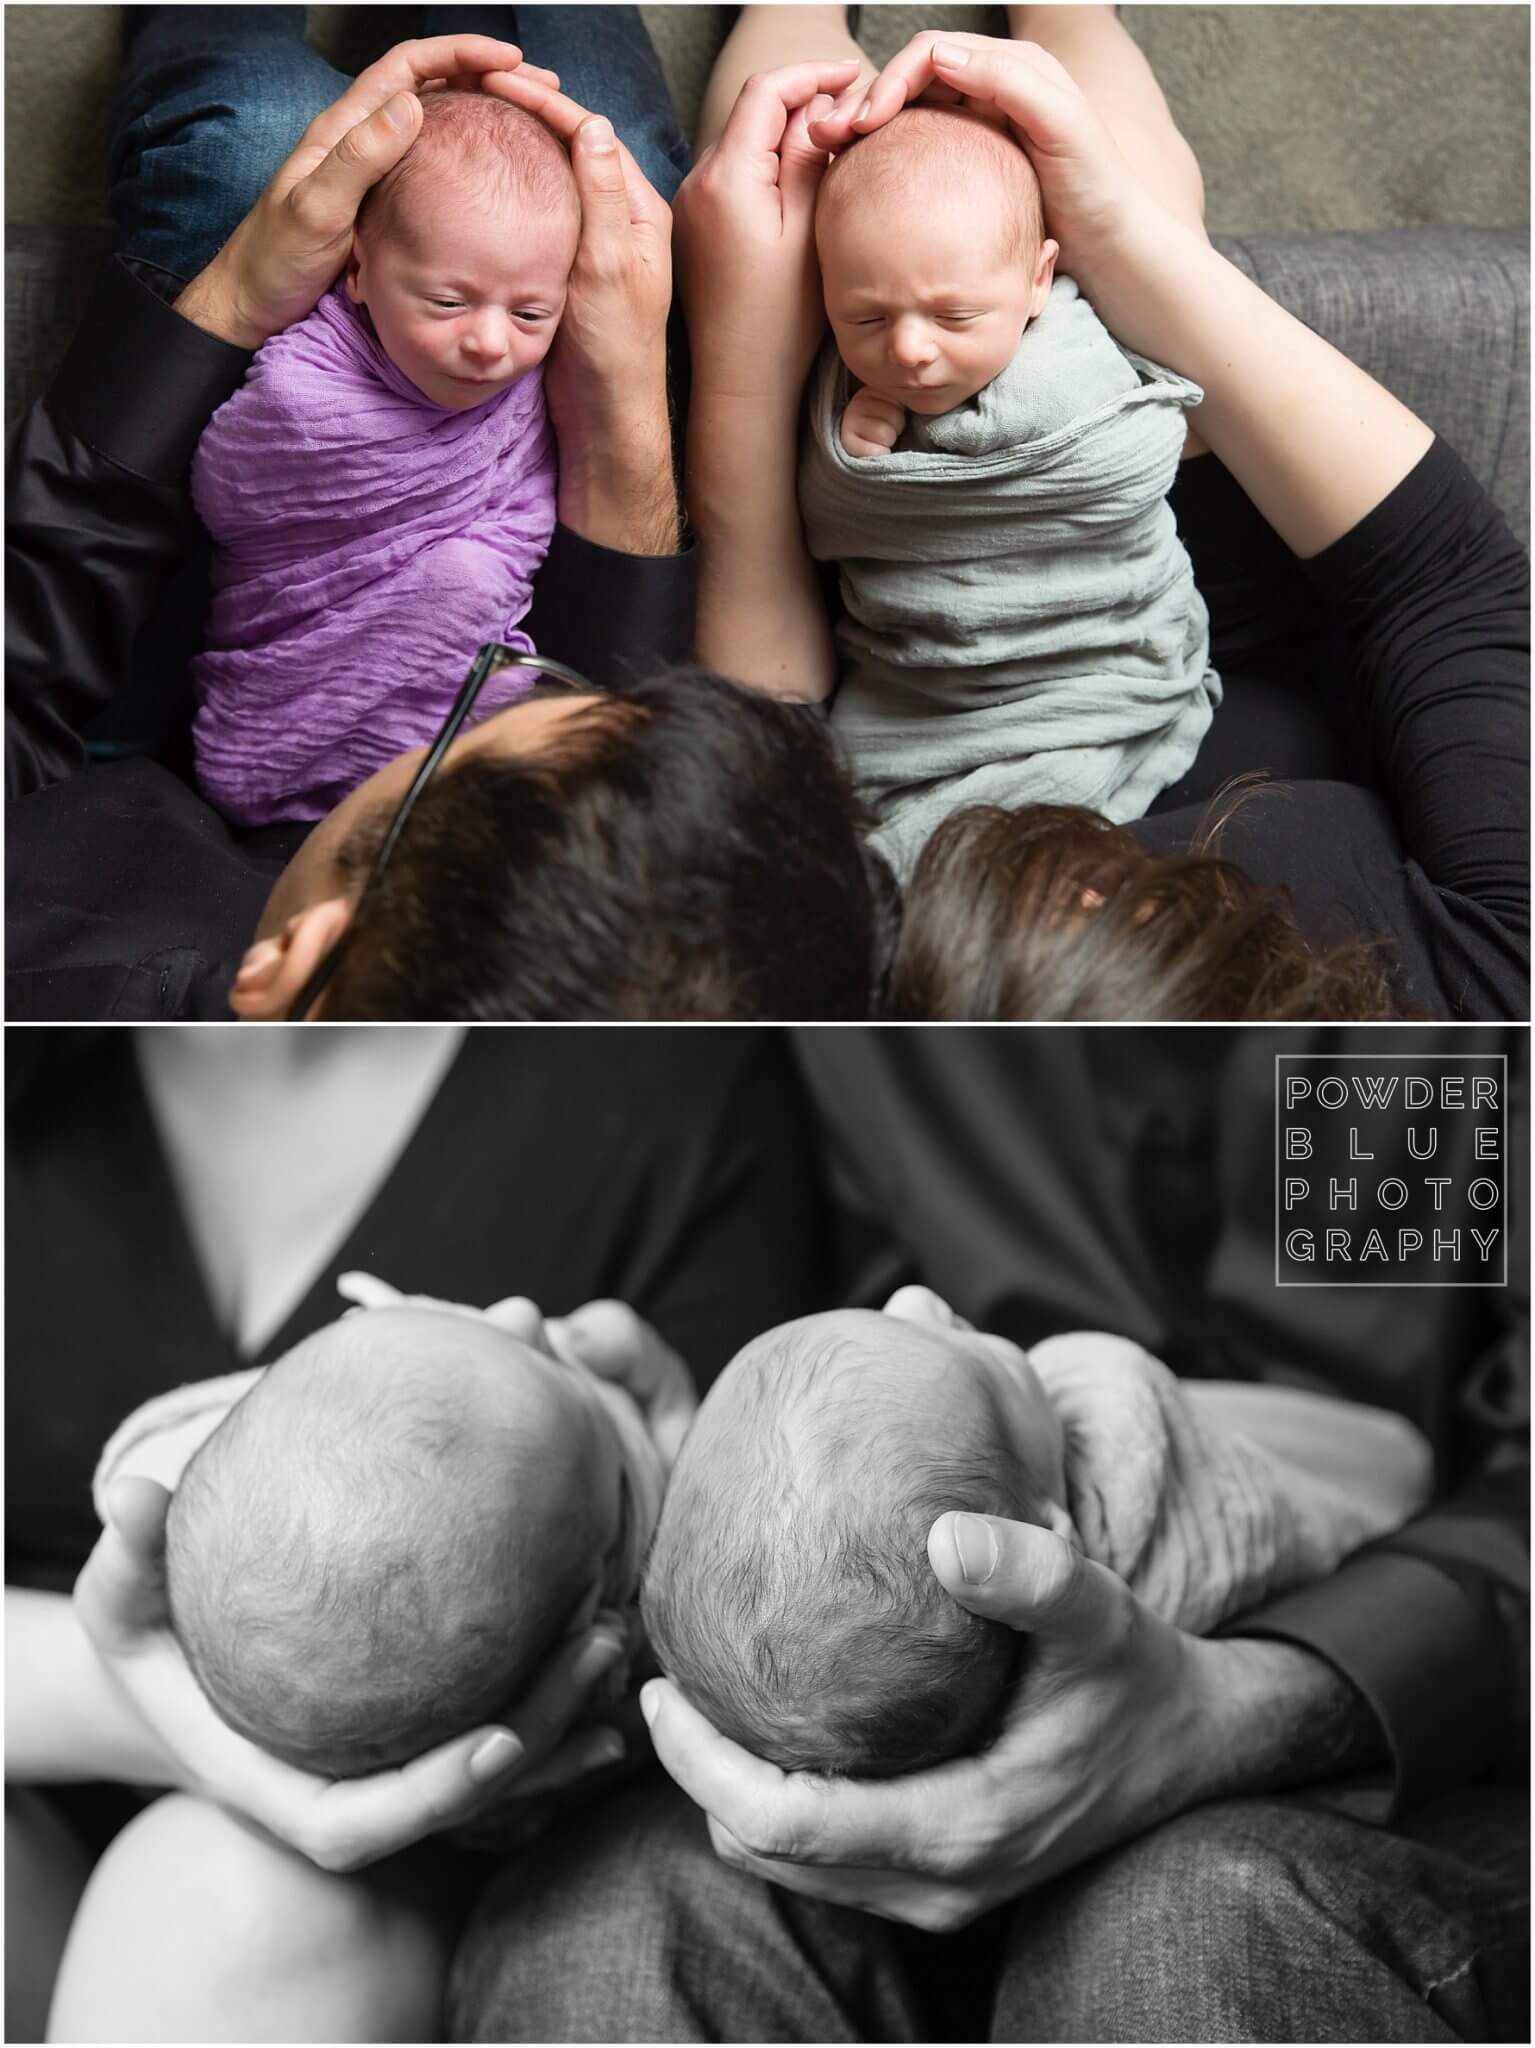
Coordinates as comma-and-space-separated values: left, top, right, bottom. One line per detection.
840, 388, 907, 459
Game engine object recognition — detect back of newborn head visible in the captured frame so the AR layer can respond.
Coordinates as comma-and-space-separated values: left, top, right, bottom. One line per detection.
359, 87, 579, 246
166, 1312, 603, 1776
817, 103, 1045, 265
642, 1311, 1028, 1777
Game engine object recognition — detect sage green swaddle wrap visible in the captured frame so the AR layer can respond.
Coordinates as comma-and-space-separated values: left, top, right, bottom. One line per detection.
800, 276, 1222, 878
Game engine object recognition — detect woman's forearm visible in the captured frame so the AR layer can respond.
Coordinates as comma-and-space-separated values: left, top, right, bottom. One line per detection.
5, 1589, 177, 1787
688, 394, 837, 701
1086, 211, 1435, 559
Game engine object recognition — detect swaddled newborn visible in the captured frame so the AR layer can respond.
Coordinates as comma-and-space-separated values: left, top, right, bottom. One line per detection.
94, 1298, 663, 1776
192, 90, 579, 825
800, 106, 1221, 879
642, 1302, 1430, 1778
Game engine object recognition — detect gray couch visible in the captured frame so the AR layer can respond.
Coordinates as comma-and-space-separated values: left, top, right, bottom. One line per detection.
9, 223, 1528, 548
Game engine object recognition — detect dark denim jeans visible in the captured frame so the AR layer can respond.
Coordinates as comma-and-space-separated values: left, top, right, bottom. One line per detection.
110, 3, 688, 280
449, 1777, 1531, 2043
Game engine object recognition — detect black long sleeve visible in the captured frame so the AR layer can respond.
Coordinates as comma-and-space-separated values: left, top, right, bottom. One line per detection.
5, 259, 250, 797
1301, 439, 1530, 936
1140, 442, 1529, 1018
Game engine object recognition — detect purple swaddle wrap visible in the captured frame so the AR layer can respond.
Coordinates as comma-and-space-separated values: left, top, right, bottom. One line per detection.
191, 283, 558, 825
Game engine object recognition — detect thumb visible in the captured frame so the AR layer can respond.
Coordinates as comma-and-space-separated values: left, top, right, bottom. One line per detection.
570, 115, 632, 239
778, 95, 833, 227
297, 89, 423, 234
76, 1477, 174, 1643
928, 1512, 1123, 1648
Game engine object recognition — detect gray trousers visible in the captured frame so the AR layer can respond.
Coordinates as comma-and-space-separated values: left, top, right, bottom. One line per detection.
449, 1777, 1528, 2043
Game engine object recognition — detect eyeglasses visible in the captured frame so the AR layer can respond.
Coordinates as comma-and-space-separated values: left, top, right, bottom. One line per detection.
286, 644, 596, 1020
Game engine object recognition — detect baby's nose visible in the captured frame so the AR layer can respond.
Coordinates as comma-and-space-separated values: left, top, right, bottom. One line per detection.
462, 310, 512, 361
888, 317, 937, 367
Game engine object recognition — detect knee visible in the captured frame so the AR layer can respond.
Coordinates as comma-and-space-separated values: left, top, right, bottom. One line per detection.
118, 51, 336, 206
48, 1794, 418, 2040
1079, 1800, 1346, 1939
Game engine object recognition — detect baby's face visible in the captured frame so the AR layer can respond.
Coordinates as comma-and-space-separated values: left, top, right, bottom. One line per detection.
346, 179, 578, 413
822, 188, 1056, 419
818, 185, 1053, 416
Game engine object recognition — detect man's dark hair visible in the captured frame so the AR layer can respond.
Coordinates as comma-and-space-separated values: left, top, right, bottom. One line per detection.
326, 667, 889, 1019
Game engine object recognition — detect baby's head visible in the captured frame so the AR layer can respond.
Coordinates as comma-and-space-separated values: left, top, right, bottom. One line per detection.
642, 1292, 1072, 1777
816, 105, 1058, 416
347, 90, 580, 412
166, 1305, 660, 1775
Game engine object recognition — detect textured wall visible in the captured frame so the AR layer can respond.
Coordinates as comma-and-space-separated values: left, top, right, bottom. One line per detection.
5, 4, 1529, 234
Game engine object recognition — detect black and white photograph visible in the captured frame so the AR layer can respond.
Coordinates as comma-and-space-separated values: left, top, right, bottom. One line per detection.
4, 2, 1529, 1022
5, 1026, 1528, 2041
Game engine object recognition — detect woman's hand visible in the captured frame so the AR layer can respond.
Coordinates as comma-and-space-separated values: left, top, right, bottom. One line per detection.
641, 1510, 1274, 1931
544, 1299, 699, 1471
674, 59, 863, 405
808, 33, 1151, 303
74, 1475, 628, 1874
175, 36, 560, 352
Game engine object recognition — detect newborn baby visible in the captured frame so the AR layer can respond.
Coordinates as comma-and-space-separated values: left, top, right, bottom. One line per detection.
191, 90, 579, 825
643, 1300, 1430, 1778
93, 1291, 663, 1776
799, 107, 1221, 879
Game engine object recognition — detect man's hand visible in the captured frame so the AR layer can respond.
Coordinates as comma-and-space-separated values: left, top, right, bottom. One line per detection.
483, 73, 678, 553
173, 37, 559, 352
840, 389, 907, 458
642, 1508, 1375, 1931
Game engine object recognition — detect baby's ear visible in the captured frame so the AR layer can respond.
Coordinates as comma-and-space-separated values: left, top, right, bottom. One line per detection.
343, 242, 366, 306
1029, 238, 1060, 320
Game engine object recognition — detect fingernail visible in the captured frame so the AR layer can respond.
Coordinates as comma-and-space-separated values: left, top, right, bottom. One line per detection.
638, 1682, 661, 1728
468, 1729, 523, 1781
952, 1513, 999, 1585
854, 97, 873, 124
933, 43, 968, 67
382, 90, 416, 131
575, 1631, 624, 1684
809, 94, 834, 121
582, 116, 616, 151
233, 941, 280, 985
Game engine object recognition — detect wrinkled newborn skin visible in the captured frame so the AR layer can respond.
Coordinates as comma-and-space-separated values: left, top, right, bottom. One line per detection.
642, 1305, 1076, 1777
166, 1307, 658, 1776
816, 106, 1059, 449
345, 92, 581, 413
